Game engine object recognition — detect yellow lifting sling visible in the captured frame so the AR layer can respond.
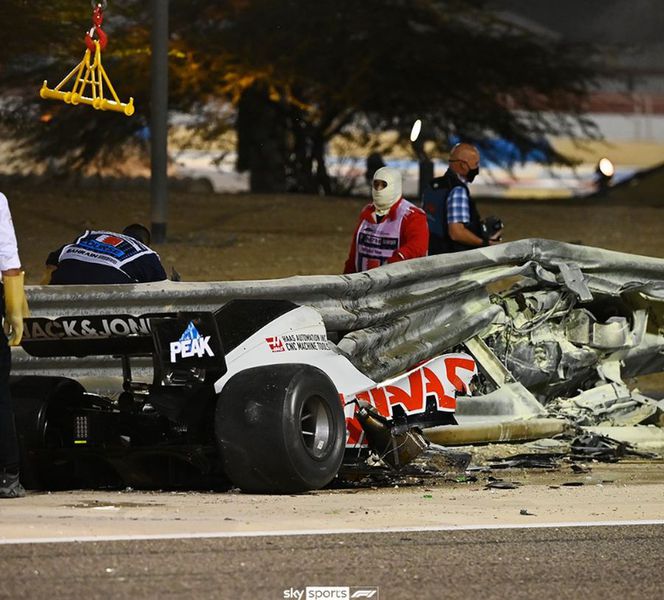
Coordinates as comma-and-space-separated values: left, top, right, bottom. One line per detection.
39, 2, 134, 117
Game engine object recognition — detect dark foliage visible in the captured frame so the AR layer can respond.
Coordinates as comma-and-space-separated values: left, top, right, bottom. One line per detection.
0, 0, 600, 192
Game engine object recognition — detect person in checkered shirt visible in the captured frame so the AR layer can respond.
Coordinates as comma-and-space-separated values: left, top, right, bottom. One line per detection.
424, 143, 503, 254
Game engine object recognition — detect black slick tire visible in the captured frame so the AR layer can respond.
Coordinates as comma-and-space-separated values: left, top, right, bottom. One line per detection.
215, 364, 345, 493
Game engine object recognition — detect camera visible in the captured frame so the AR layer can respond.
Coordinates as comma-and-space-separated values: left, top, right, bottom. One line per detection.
481, 215, 504, 242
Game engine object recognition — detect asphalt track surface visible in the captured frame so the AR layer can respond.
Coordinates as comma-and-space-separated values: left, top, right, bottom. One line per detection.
1, 522, 662, 600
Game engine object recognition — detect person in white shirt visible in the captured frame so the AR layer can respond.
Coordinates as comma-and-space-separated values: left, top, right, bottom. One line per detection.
0, 191, 28, 498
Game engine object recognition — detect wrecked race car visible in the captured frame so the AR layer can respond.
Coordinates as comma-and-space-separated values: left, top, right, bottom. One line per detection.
12, 299, 478, 493
11, 239, 664, 491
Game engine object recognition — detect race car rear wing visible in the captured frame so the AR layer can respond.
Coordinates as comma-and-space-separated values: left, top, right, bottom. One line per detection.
20, 299, 302, 383
22, 314, 159, 357
21, 312, 226, 374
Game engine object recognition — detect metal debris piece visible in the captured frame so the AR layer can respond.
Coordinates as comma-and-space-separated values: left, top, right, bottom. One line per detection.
565, 310, 632, 349
485, 478, 521, 490
582, 426, 664, 455
550, 383, 660, 427
412, 445, 472, 473
425, 418, 571, 446
355, 402, 428, 469
557, 263, 593, 302
570, 431, 628, 461
455, 382, 547, 425
524, 438, 571, 452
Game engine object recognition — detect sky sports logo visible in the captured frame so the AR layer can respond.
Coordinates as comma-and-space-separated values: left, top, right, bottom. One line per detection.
283, 587, 378, 599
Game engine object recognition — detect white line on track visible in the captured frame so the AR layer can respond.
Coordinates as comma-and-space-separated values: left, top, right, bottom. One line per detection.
2, 519, 664, 545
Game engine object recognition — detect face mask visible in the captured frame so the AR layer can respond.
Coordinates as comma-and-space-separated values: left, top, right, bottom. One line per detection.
371, 166, 402, 215
466, 167, 479, 183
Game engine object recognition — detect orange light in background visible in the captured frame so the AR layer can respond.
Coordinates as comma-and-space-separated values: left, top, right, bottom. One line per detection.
40, 113, 53, 123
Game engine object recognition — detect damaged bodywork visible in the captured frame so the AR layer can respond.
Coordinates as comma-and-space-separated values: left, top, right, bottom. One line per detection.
450, 260, 664, 451
334, 240, 664, 459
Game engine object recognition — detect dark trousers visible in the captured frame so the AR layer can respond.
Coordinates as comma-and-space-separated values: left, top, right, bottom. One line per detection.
0, 331, 19, 471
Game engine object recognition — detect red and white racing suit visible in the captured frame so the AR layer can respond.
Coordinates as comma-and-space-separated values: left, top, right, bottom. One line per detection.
343, 198, 429, 273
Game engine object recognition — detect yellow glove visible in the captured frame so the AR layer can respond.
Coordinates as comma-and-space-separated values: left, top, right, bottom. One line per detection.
40, 266, 56, 285
3, 272, 29, 346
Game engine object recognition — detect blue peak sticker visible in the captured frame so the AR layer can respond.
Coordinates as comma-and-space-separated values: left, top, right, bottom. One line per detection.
179, 321, 200, 341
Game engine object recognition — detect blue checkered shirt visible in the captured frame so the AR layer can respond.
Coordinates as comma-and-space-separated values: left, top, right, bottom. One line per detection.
446, 186, 470, 224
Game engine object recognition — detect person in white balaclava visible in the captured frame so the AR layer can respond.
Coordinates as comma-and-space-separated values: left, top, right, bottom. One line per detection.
343, 166, 429, 273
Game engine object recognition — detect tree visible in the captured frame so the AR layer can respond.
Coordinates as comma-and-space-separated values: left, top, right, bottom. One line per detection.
0, 0, 154, 173
0, 0, 600, 192
175, 0, 600, 193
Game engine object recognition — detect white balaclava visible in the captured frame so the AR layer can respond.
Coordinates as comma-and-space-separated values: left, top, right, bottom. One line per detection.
371, 166, 402, 216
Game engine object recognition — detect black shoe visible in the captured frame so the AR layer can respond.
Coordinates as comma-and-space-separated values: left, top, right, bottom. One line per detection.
0, 471, 26, 498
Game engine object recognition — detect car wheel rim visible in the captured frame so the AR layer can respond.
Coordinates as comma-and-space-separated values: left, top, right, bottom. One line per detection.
299, 395, 333, 460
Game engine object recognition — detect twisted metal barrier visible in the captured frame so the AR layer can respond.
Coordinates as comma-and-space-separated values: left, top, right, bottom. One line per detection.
14, 239, 664, 386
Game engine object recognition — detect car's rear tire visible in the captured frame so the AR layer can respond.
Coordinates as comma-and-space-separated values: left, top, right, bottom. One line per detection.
215, 364, 345, 493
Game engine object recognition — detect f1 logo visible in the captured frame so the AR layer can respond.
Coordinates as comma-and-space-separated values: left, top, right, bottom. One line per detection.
351, 589, 378, 599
